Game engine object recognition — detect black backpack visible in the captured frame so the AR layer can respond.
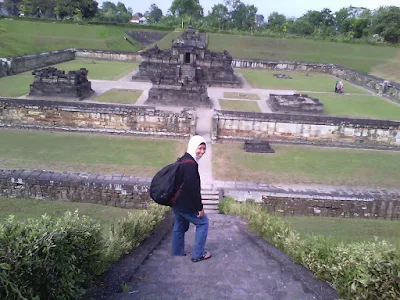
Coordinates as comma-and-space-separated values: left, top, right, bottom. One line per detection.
150, 159, 195, 206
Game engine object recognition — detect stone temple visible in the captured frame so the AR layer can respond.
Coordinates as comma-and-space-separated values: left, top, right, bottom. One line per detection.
132, 26, 242, 107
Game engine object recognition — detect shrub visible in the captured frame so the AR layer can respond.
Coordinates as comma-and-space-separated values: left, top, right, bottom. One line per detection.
219, 198, 400, 299
0, 204, 169, 299
0, 212, 103, 299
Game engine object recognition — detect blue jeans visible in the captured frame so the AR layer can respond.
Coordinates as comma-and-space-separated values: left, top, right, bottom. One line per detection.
172, 210, 209, 259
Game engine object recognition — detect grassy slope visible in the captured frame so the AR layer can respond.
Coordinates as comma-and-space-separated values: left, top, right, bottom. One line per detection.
213, 144, 400, 187
0, 19, 146, 57
209, 34, 400, 81
0, 130, 186, 176
0, 197, 136, 233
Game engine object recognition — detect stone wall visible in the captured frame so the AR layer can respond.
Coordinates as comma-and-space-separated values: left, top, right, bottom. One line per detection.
2, 49, 75, 77
232, 58, 400, 104
0, 169, 151, 209
0, 98, 196, 137
212, 110, 400, 149
262, 195, 400, 219
0, 49, 141, 78
74, 49, 141, 61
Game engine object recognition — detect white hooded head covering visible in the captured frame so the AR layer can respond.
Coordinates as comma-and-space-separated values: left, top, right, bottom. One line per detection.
187, 135, 206, 163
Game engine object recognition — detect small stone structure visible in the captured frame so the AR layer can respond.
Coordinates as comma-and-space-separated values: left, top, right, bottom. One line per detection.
268, 94, 325, 115
273, 73, 292, 79
244, 140, 275, 153
29, 67, 94, 99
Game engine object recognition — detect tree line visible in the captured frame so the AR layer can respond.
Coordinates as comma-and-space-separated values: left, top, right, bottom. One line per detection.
3, 0, 400, 44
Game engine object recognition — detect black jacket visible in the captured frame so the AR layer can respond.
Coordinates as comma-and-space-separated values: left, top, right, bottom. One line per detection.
173, 152, 203, 212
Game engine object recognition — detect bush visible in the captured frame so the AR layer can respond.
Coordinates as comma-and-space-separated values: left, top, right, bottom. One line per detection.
0, 212, 103, 299
219, 198, 400, 299
0, 204, 169, 299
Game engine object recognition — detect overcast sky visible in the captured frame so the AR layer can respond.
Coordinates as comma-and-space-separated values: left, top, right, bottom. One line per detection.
100, 0, 400, 18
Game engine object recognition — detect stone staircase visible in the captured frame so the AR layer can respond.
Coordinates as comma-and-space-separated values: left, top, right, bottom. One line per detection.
201, 189, 222, 214
181, 65, 196, 82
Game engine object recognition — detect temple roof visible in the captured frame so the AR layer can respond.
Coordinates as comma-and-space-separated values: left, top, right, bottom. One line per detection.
172, 26, 207, 50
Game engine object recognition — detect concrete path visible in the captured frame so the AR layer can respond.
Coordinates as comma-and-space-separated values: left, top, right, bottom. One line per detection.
110, 214, 337, 300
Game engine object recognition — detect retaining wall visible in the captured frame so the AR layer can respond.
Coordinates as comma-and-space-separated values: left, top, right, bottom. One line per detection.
74, 49, 141, 61
2, 170, 399, 219
232, 58, 400, 104
0, 98, 196, 137
212, 110, 400, 149
0, 169, 151, 209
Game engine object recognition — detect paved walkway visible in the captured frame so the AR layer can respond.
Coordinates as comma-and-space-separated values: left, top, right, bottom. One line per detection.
109, 214, 338, 300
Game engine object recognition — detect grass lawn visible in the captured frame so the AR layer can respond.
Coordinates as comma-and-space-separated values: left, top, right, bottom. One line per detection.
0, 60, 139, 97
0, 71, 32, 97
0, 197, 137, 233
223, 92, 261, 100
237, 69, 368, 94
0, 19, 160, 57
92, 88, 143, 104
314, 93, 400, 120
213, 144, 400, 187
51, 59, 139, 80
219, 99, 261, 112
285, 216, 400, 247
208, 33, 400, 79
0, 130, 186, 176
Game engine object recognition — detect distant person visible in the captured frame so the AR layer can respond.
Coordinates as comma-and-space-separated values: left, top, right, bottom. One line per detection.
172, 135, 211, 263
337, 81, 344, 93
335, 81, 339, 93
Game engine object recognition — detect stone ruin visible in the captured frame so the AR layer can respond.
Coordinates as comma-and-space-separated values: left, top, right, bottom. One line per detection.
244, 140, 275, 153
29, 67, 94, 99
132, 26, 241, 107
268, 94, 325, 115
273, 73, 292, 79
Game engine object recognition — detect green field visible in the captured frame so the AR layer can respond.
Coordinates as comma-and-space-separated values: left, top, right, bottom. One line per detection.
237, 69, 369, 93
92, 88, 143, 104
0, 130, 186, 176
223, 92, 261, 100
51, 59, 138, 80
209, 34, 400, 81
0, 60, 138, 97
315, 93, 400, 120
286, 216, 400, 247
213, 144, 400, 187
0, 19, 147, 57
219, 99, 261, 112
0, 197, 136, 233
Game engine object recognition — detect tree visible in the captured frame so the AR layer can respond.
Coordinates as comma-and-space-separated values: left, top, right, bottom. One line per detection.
371, 6, 400, 43
4, 0, 23, 16
145, 4, 163, 23
56, 0, 97, 19
335, 7, 349, 32
230, 1, 257, 31
97, 1, 131, 23
205, 3, 229, 30
169, 0, 203, 18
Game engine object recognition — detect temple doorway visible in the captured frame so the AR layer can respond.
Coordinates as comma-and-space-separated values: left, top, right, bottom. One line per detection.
185, 53, 191, 64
